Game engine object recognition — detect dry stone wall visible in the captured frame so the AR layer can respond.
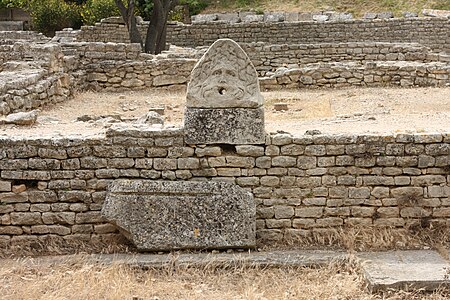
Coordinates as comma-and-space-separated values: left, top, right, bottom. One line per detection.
58, 42, 196, 91
0, 126, 449, 246
242, 42, 448, 76
1, 39, 450, 106
71, 17, 450, 53
53, 42, 450, 91
261, 61, 450, 89
0, 42, 83, 116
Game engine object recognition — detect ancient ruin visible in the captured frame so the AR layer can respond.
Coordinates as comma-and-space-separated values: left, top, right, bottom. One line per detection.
185, 39, 265, 144
0, 12, 449, 253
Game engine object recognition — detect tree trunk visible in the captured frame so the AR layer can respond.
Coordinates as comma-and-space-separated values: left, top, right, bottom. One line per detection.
145, 0, 177, 54
114, 0, 143, 48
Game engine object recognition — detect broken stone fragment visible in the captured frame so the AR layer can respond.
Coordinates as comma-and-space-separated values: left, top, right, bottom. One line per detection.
102, 180, 256, 251
0, 109, 39, 126
136, 111, 164, 126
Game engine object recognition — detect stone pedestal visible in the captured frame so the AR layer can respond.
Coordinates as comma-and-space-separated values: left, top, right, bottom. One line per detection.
184, 107, 265, 144
102, 180, 256, 251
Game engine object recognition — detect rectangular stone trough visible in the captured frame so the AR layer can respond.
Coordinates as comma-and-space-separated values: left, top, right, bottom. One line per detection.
102, 180, 256, 251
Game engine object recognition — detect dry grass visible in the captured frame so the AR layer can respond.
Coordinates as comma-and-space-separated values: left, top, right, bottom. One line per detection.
267, 224, 450, 253
1, 225, 449, 259
0, 234, 133, 259
0, 226, 449, 299
1, 256, 449, 300
205, 0, 450, 17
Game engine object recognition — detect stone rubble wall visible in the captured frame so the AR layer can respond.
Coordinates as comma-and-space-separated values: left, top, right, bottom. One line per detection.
0, 31, 50, 43
57, 42, 197, 91
1, 40, 449, 102
70, 17, 450, 53
52, 41, 450, 91
261, 61, 450, 90
0, 126, 449, 246
242, 42, 448, 76
0, 42, 83, 116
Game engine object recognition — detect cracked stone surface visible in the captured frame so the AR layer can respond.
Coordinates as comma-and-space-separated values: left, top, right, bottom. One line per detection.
358, 250, 450, 292
102, 179, 256, 251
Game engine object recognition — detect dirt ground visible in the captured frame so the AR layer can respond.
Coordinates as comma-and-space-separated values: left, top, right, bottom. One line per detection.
1, 86, 449, 137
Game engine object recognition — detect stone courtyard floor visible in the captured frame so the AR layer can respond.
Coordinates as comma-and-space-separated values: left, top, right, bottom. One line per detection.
1, 86, 449, 137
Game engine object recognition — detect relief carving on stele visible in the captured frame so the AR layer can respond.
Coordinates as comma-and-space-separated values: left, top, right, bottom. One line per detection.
186, 39, 264, 109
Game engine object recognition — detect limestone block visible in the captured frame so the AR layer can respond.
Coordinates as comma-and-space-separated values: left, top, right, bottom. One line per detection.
153, 75, 187, 87
102, 180, 256, 251
242, 14, 264, 23
184, 107, 265, 144
0, 181, 11, 192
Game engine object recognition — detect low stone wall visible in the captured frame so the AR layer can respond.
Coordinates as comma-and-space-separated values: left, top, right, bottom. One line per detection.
70, 17, 450, 53
58, 42, 196, 91
261, 61, 450, 90
0, 126, 449, 247
2, 40, 449, 100
242, 42, 447, 76
0, 42, 82, 116
51, 42, 450, 91
0, 31, 49, 43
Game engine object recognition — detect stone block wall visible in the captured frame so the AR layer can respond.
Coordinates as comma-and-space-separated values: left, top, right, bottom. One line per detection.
57, 42, 197, 91
0, 42, 82, 116
0, 31, 49, 43
260, 61, 450, 89
166, 18, 450, 53
242, 42, 446, 76
0, 125, 449, 246
72, 17, 450, 53
51, 42, 449, 91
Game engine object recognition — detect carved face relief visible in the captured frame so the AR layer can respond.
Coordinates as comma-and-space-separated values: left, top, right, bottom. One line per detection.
186, 39, 264, 109
201, 63, 245, 103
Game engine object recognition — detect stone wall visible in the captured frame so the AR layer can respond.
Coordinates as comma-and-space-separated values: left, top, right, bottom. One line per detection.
260, 61, 450, 89
52, 42, 450, 91
242, 42, 448, 76
71, 17, 450, 53
0, 125, 449, 246
1, 31, 49, 43
58, 42, 196, 91
1, 39, 449, 104
0, 42, 82, 116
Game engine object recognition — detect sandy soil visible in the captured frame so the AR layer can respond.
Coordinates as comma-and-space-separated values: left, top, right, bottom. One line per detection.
1, 86, 449, 138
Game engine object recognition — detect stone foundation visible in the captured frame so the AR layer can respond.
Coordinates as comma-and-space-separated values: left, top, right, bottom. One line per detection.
0, 126, 449, 246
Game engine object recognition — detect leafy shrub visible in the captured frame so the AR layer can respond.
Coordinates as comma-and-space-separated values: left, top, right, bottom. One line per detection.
81, 0, 120, 25
30, 0, 82, 36
179, 0, 208, 16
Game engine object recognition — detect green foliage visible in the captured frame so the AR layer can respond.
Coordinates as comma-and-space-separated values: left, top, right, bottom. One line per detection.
30, 0, 82, 36
432, 3, 450, 10
179, 0, 208, 15
136, 0, 153, 20
81, 0, 119, 25
0, 0, 28, 9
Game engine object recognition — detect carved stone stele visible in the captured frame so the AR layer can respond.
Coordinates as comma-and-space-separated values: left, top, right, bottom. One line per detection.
186, 39, 264, 109
184, 39, 265, 144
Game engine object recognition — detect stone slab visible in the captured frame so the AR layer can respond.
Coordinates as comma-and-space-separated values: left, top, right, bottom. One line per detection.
102, 180, 256, 251
184, 107, 265, 145
357, 250, 450, 292
0, 250, 346, 269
